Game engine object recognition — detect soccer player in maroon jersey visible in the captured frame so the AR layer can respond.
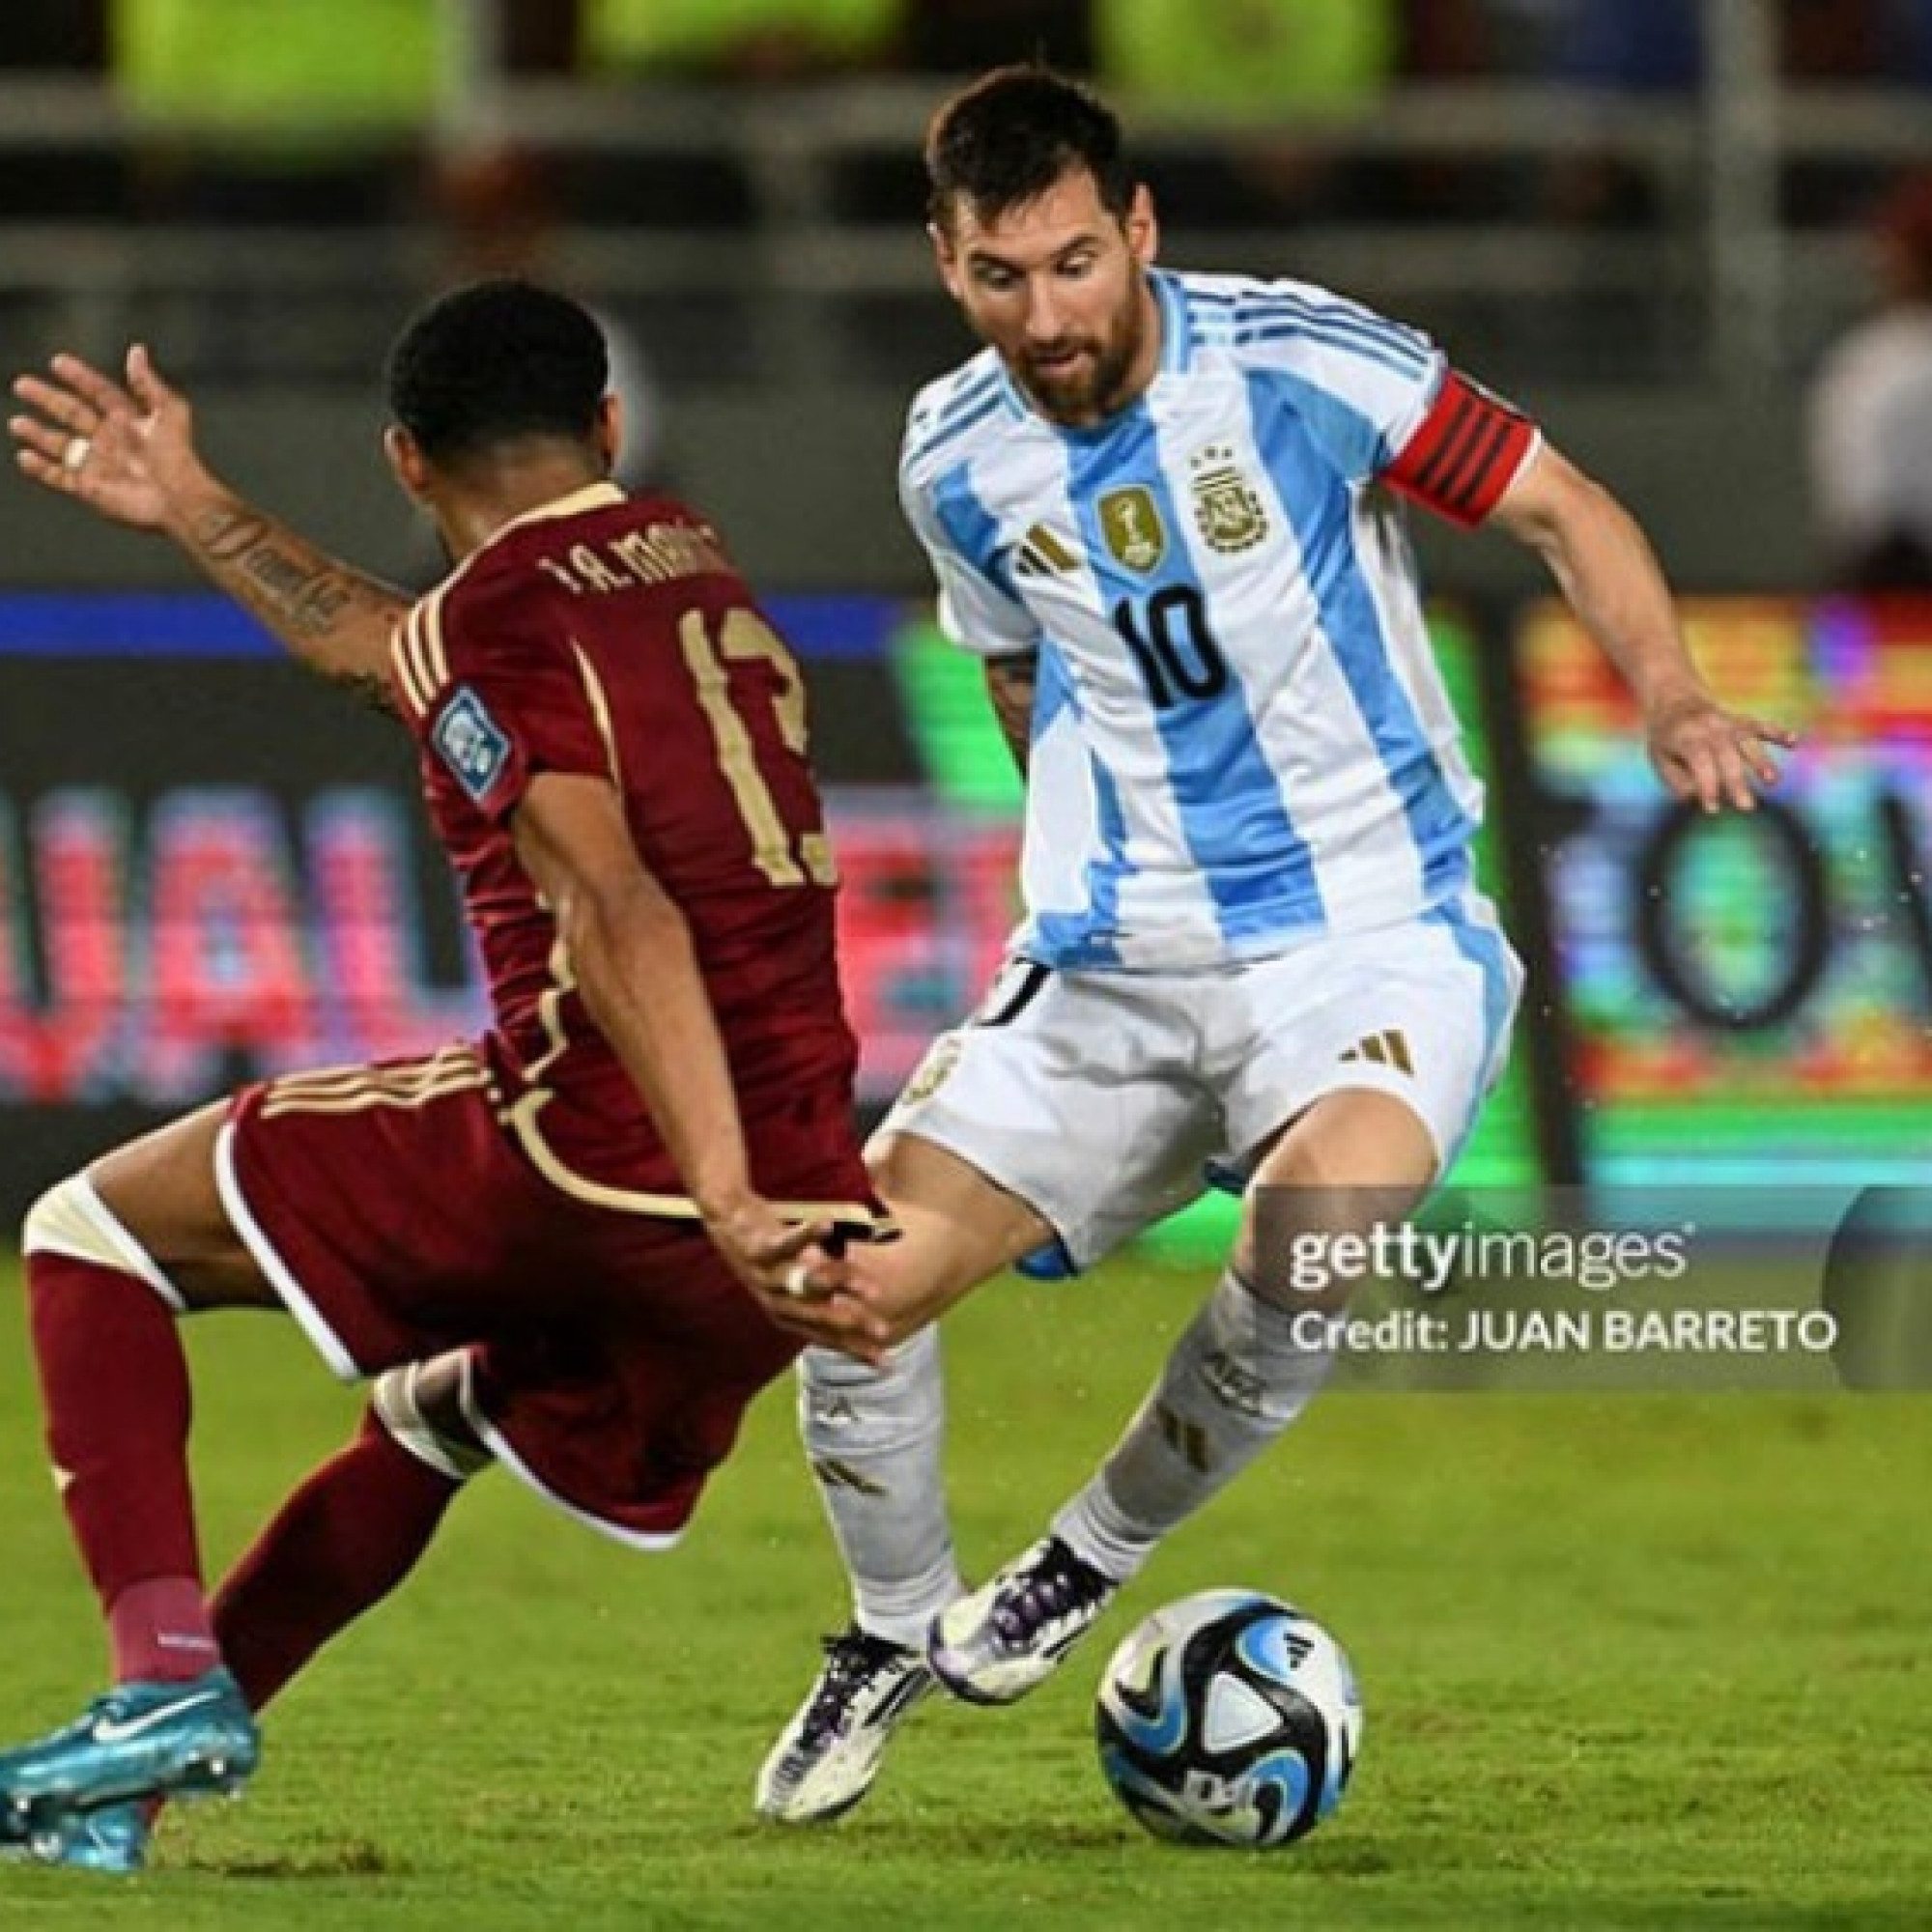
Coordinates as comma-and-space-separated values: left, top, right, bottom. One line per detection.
2, 279, 887, 1871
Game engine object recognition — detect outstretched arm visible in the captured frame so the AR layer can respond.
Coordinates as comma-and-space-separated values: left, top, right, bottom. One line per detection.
11, 347, 406, 709
1490, 442, 1796, 812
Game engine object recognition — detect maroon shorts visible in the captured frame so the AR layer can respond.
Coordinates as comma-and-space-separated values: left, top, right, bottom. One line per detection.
218, 1043, 874, 1545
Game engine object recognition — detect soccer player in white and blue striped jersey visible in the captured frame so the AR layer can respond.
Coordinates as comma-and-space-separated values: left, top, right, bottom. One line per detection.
754, 67, 1793, 1824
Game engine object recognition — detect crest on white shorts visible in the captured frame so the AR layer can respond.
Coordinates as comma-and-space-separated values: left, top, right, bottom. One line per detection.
899, 1036, 963, 1107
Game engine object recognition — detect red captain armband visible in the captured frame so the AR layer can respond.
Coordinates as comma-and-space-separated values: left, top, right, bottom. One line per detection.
1382, 371, 1538, 527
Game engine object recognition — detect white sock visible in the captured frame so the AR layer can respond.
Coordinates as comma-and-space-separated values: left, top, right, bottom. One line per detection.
1054, 1269, 1335, 1581
797, 1327, 964, 1649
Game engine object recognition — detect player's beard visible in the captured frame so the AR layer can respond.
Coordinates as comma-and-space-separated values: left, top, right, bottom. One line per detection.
1017, 279, 1151, 428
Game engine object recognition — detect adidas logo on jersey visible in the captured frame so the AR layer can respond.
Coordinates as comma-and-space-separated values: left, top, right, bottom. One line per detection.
1013, 523, 1081, 579
1340, 1029, 1414, 1075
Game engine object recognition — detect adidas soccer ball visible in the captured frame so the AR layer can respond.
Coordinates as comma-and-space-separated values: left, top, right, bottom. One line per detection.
1094, 1589, 1363, 1849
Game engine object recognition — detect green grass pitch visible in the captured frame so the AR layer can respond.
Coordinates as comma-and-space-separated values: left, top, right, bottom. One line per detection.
0, 1256, 1926, 1928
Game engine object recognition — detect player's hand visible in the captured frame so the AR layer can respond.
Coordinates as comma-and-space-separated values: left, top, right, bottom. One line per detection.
1645, 687, 1796, 814
10, 345, 214, 533
705, 1196, 892, 1364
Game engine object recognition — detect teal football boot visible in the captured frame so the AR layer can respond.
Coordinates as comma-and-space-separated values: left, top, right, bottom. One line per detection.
9, 1802, 151, 1875
0, 1669, 256, 1834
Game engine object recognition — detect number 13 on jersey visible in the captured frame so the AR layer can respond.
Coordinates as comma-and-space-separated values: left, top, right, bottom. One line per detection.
677, 607, 838, 888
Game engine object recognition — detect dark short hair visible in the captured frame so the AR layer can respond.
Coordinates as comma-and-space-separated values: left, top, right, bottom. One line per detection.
924, 66, 1133, 230
385, 277, 608, 466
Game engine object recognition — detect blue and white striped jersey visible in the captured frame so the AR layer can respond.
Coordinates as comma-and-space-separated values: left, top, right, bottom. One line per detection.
899, 268, 1540, 971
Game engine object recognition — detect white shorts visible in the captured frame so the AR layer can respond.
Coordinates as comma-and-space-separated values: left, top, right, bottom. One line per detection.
882, 896, 1523, 1268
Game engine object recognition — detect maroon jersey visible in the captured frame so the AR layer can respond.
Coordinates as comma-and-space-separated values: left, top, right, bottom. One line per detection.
386, 481, 862, 1212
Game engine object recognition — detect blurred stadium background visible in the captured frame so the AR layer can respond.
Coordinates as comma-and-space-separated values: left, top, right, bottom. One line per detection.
0, 5, 1929, 1918
3, 0, 1928, 1235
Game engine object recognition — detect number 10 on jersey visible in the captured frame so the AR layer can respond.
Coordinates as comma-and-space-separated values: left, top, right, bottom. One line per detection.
1113, 585, 1229, 710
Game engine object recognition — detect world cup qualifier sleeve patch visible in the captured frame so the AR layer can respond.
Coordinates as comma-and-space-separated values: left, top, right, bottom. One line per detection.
430, 686, 515, 807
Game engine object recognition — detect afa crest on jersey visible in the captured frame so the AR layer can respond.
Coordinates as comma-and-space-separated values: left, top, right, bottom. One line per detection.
432, 686, 513, 805
1099, 487, 1168, 573
1190, 445, 1270, 554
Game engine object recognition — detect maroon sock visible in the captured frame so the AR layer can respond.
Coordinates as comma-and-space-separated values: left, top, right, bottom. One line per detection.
26, 1251, 215, 1683
212, 1409, 463, 1713
142, 1412, 461, 1844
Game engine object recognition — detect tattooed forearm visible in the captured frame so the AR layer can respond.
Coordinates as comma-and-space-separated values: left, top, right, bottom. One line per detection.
195, 509, 362, 638
187, 500, 408, 710
984, 651, 1038, 776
